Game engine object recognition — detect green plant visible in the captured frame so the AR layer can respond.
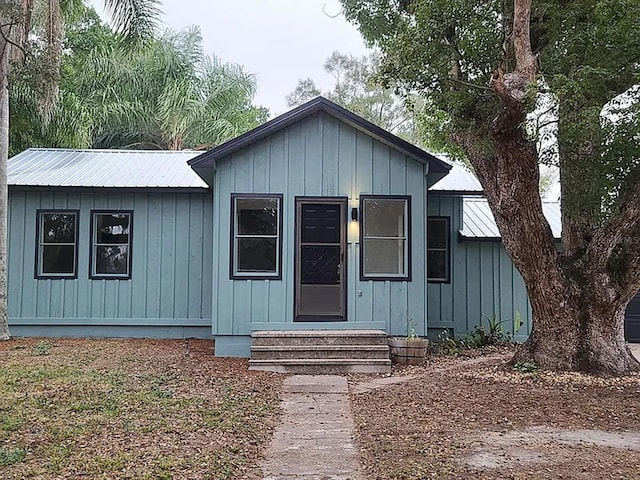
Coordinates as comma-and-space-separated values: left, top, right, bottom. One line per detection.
32, 340, 51, 356
513, 362, 539, 373
513, 310, 523, 334
464, 315, 505, 347
0, 447, 26, 466
465, 312, 524, 348
434, 330, 464, 356
405, 316, 419, 339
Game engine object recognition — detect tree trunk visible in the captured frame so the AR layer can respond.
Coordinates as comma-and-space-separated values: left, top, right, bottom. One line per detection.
0, 22, 12, 340
460, 0, 640, 376
512, 275, 639, 375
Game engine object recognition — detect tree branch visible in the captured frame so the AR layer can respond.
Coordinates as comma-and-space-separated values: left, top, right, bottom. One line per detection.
512, 0, 537, 76
0, 22, 26, 57
448, 77, 493, 92
588, 178, 640, 298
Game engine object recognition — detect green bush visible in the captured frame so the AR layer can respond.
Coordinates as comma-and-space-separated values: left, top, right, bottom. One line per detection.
0, 447, 26, 466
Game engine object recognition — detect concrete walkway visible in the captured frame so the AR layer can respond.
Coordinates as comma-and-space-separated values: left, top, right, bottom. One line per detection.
260, 375, 362, 480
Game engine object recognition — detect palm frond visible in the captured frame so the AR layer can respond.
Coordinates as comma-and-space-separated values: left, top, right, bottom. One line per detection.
103, 0, 161, 44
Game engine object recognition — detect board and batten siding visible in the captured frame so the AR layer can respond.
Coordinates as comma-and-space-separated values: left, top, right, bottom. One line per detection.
426, 194, 532, 341
7, 189, 213, 338
212, 111, 427, 339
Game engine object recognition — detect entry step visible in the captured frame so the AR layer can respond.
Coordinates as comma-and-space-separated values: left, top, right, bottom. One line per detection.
249, 330, 391, 374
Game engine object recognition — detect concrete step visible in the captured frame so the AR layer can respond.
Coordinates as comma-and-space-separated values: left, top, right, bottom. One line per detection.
249, 330, 391, 374
251, 329, 388, 347
250, 344, 390, 360
248, 358, 392, 374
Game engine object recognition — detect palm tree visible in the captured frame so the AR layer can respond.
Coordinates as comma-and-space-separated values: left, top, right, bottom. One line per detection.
76, 27, 267, 151
0, 0, 161, 340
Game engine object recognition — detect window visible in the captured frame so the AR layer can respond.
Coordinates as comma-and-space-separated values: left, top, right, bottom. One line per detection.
90, 211, 132, 279
35, 210, 79, 278
230, 194, 282, 279
360, 195, 411, 280
427, 217, 450, 283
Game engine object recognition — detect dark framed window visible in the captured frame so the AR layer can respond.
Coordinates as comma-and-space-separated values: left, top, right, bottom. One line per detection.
230, 194, 283, 279
90, 211, 133, 279
35, 210, 79, 279
427, 216, 450, 283
360, 195, 411, 281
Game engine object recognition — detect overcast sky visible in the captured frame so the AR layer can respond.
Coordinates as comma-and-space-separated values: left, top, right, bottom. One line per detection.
93, 0, 370, 116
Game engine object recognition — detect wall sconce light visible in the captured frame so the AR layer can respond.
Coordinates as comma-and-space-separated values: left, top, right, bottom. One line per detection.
351, 207, 358, 221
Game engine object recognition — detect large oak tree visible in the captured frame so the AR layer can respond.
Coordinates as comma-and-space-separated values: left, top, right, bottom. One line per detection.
341, 0, 640, 374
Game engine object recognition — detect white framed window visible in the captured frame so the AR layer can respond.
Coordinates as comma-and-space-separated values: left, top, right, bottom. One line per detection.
427, 216, 450, 283
230, 194, 283, 279
35, 210, 79, 278
360, 195, 411, 280
90, 211, 132, 279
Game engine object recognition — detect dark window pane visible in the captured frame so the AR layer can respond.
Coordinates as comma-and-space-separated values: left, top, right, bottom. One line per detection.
95, 246, 129, 275
364, 199, 405, 237
42, 214, 76, 243
301, 204, 340, 243
428, 218, 448, 249
237, 198, 278, 235
363, 238, 404, 275
96, 214, 130, 244
237, 238, 277, 272
427, 251, 447, 280
42, 245, 75, 274
301, 245, 340, 284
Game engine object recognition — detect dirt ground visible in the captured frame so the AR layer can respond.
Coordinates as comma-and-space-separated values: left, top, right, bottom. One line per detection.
3, 339, 640, 479
349, 347, 640, 479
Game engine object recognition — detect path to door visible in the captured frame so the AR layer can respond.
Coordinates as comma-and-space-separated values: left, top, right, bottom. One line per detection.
260, 375, 362, 480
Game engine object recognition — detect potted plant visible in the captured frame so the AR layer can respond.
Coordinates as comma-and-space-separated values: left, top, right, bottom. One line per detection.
388, 317, 429, 365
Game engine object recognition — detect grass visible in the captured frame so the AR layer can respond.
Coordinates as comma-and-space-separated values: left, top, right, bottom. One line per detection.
0, 338, 283, 479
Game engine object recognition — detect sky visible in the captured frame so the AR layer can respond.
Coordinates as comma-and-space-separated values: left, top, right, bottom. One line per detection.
93, 0, 370, 116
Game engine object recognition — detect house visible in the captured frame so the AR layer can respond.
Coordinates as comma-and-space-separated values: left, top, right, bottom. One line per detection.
6, 97, 639, 357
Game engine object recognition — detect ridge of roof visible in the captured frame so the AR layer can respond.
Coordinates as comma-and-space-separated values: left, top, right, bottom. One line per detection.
22, 147, 201, 154
188, 96, 451, 174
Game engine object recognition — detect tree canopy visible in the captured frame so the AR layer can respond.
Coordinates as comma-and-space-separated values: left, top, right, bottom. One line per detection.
341, 0, 640, 374
9, 4, 268, 154
286, 50, 421, 144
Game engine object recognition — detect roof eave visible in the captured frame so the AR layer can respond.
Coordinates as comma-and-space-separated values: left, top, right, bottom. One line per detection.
188, 97, 452, 174
429, 190, 484, 196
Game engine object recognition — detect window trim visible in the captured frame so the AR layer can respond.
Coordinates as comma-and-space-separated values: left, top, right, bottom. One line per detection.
427, 216, 451, 284
229, 193, 284, 280
89, 210, 134, 280
34, 209, 80, 279
359, 195, 412, 281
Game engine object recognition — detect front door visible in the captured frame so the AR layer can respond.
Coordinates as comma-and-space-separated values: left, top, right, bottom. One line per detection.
295, 197, 347, 321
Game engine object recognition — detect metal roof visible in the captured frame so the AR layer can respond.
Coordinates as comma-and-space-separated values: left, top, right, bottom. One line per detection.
188, 96, 452, 175
461, 198, 561, 239
8, 148, 209, 189
429, 162, 483, 193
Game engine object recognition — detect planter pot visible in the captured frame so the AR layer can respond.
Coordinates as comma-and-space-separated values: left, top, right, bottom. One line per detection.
388, 337, 429, 365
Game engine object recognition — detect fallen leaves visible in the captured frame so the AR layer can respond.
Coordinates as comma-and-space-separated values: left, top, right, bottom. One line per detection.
350, 351, 640, 480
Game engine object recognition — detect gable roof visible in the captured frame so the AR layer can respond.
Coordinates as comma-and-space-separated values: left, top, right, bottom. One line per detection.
461, 198, 561, 240
8, 148, 209, 189
188, 96, 452, 174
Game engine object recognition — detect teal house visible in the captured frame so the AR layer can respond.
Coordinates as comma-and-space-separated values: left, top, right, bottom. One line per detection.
6, 97, 637, 356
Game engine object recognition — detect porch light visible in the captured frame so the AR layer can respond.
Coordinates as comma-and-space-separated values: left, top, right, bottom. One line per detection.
351, 207, 358, 221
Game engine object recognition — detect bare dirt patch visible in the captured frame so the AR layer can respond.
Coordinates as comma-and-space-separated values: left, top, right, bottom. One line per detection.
0, 338, 283, 479
350, 348, 640, 479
